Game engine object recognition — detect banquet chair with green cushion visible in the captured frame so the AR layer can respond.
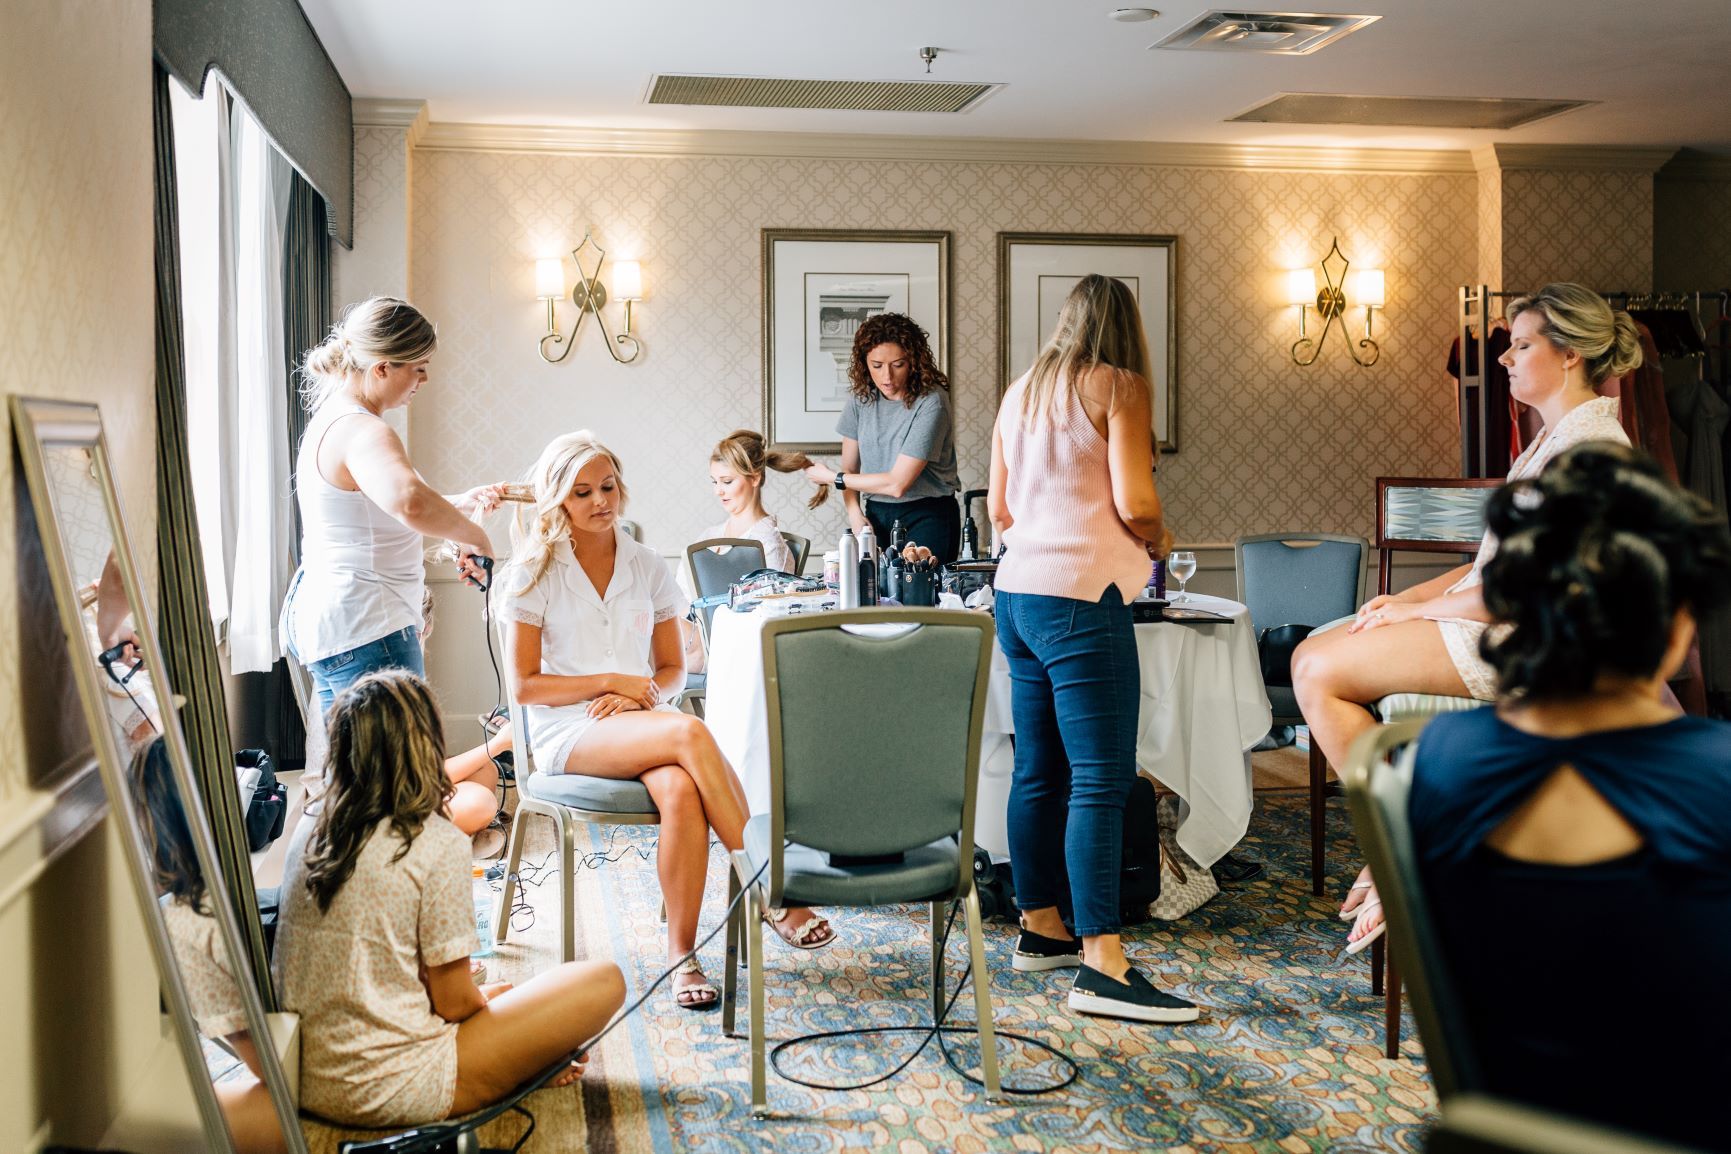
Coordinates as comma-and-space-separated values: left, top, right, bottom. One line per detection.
683, 538, 769, 720
489, 615, 661, 964
1234, 532, 1368, 895
1342, 718, 1477, 1070
721, 609, 1001, 1116
779, 530, 811, 576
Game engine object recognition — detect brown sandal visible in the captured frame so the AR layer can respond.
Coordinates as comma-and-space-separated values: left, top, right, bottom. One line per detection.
671, 958, 719, 1011
765, 907, 836, 950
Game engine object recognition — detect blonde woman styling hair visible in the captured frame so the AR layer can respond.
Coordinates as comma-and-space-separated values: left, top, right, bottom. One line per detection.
276, 670, 624, 1128
502, 432, 837, 1009
1292, 282, 1639, 955
283, 296, 507, 716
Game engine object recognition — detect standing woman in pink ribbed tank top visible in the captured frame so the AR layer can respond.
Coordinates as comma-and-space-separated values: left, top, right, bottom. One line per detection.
988, 274, 1197, 1024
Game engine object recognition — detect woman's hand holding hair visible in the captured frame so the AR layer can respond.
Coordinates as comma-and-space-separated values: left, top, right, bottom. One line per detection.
450, 483, 507, 519
801, 462, 836, 487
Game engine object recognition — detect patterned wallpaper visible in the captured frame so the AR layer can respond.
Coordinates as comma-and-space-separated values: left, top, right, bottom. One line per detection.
1655, 177, 1731, 290
404, 150, 1475, 557
1476, 168, 1502, 289
333, 125, 413, 313
0, 8, 156, 804
1498, 169, 1654, 293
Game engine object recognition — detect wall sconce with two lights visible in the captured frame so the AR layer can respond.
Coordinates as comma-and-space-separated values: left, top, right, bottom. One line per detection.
1285, 238, 1384, 367
535, 229, 644, 364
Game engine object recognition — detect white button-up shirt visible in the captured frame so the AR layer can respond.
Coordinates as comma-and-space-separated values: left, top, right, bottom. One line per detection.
501, 526, 689, 697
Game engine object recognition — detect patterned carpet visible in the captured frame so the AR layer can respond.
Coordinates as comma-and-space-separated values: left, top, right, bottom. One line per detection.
360, 775, 1435, 1154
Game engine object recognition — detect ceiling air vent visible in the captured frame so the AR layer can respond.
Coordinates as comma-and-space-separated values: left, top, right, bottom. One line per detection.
1153, 10, 1378, 55
1231, 93, 1590, 130
645, 74, 999, 114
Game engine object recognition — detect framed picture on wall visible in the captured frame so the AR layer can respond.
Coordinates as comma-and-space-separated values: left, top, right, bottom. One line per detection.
763, 228, 951, 453
998, 232, 1178, 452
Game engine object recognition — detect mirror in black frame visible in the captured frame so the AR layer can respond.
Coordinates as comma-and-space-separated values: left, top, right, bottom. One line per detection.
9, 396, 305, 1154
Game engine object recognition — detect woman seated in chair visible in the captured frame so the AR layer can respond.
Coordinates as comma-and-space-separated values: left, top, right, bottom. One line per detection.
1409, 441, 1731, 1151
1292, 283, 1643, 951
681, 429, 825, 674
503, 432, 835, 1011
277, 670, 625, 1129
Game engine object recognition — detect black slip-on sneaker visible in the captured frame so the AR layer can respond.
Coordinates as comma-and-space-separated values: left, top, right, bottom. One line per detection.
1068, 964, 1200, 1023
1012, 927, 1082, 972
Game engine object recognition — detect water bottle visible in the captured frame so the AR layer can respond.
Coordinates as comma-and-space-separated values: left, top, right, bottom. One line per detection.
857, 523, 878, 604
472, 866, 496, 957
838, 529, 859, 608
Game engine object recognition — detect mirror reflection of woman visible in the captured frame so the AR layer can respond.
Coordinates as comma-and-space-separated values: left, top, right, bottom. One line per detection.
134, 739, 286, 1154
281, 297, 505, 721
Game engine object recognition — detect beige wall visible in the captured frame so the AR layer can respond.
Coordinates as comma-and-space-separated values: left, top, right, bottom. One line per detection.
1498, 169, 1655, 293
1, 0, 165, 1149
404, 150, 1473, 553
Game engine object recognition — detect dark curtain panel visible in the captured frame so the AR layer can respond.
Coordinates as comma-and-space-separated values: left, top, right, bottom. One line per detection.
153, 63, 275, 1008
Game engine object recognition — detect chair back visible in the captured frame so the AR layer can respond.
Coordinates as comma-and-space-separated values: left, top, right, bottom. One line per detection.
1375, 477, 1501, 595
686, 538, 769, 639
617, 518, 643, 542
1342, 719, 1481, 1100
779, 530, 811, 576
760, 609, 993, 902
1233, 533, 1368, 635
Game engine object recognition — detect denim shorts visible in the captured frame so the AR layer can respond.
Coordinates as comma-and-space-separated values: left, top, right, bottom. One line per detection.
304, 626, 425, 714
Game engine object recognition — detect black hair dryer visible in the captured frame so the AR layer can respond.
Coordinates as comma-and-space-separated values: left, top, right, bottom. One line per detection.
959, 488, 990, 561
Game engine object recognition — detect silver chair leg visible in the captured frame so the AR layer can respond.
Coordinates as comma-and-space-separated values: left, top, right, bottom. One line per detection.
722, 866, 741, 1037
492, 804, 530, 943
738, 850, 769, 1118
964, 886, 1003, 1103
659, 899, 668, 924
930, 900, 947, 1024
555, 811, 577, 964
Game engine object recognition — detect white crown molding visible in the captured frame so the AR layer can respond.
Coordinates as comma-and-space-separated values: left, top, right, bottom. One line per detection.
1657, 149, 1731, 183
352, 98, 430, 145
1472, 143, 1678, 174
412, 121, 1476, 174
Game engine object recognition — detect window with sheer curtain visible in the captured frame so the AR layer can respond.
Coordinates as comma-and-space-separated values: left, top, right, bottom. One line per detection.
168, 78, 295, 675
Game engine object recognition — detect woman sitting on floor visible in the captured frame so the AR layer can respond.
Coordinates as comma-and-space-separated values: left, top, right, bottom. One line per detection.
277, 670, 624, 1129
1292, 282, 1643, 952
503, 431, 835, 1012
1410, 441, 1731, 1152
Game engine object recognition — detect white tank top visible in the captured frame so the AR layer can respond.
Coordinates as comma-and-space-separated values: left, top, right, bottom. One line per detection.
281, 400, 425, 663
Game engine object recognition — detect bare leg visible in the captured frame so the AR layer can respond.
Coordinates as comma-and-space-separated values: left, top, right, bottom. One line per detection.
1292, 619, 1471, 941
568, 711, 826, 940
215, 1077, 288, 1154
636, 765, 720, 1004
449, 960, 626, 1117
446, 733, 504, 835
447, 724, 511, 784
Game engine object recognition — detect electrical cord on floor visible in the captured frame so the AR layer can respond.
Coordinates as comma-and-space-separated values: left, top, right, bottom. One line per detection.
767, 898, 1080, 1097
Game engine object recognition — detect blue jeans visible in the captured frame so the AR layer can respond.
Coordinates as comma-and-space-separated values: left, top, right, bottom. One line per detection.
303, 626, 424, 715
995, 587, 1139, 937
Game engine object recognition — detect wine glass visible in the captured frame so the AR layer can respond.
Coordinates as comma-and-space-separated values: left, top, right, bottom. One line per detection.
1168, 551, 1197, 603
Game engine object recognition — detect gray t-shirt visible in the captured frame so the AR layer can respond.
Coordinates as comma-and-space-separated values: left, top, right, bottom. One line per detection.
835, 388, 959, 503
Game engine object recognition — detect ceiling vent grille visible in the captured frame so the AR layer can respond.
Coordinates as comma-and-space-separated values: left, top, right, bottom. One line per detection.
646, 74, 998, 114
1231, 93, 1590, 130
1153, 10, 1378, 55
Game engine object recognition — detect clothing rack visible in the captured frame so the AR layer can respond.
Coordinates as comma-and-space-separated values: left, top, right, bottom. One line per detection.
1456, 285, 1731, 477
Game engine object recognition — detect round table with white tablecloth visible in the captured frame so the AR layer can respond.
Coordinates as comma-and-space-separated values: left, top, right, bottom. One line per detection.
701, 592, 1272, 869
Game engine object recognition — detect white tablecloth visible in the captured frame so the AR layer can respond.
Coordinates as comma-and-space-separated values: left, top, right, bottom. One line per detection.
702, 593, 1271, 868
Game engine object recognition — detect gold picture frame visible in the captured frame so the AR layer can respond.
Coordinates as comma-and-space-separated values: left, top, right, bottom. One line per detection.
762, 228, 952, 453
997, 231, 1179, 453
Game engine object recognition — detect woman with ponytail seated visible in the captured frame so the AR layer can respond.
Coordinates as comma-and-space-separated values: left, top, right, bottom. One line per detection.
700, 429, 827, 573
1293, 283, 1645, 952
1410, 442, 1731, 1152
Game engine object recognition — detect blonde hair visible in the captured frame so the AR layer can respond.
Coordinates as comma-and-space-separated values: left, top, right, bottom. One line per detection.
1507, 283, 1644, 387
299, 296, 438, 412
711, 429, 829, 510
302, 670, 451, 913
510, 431, 630, 591
1018, 274, 1151, 422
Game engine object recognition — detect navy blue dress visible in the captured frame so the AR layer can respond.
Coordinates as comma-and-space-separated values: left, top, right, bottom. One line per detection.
1411, 708, 1731, 1152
